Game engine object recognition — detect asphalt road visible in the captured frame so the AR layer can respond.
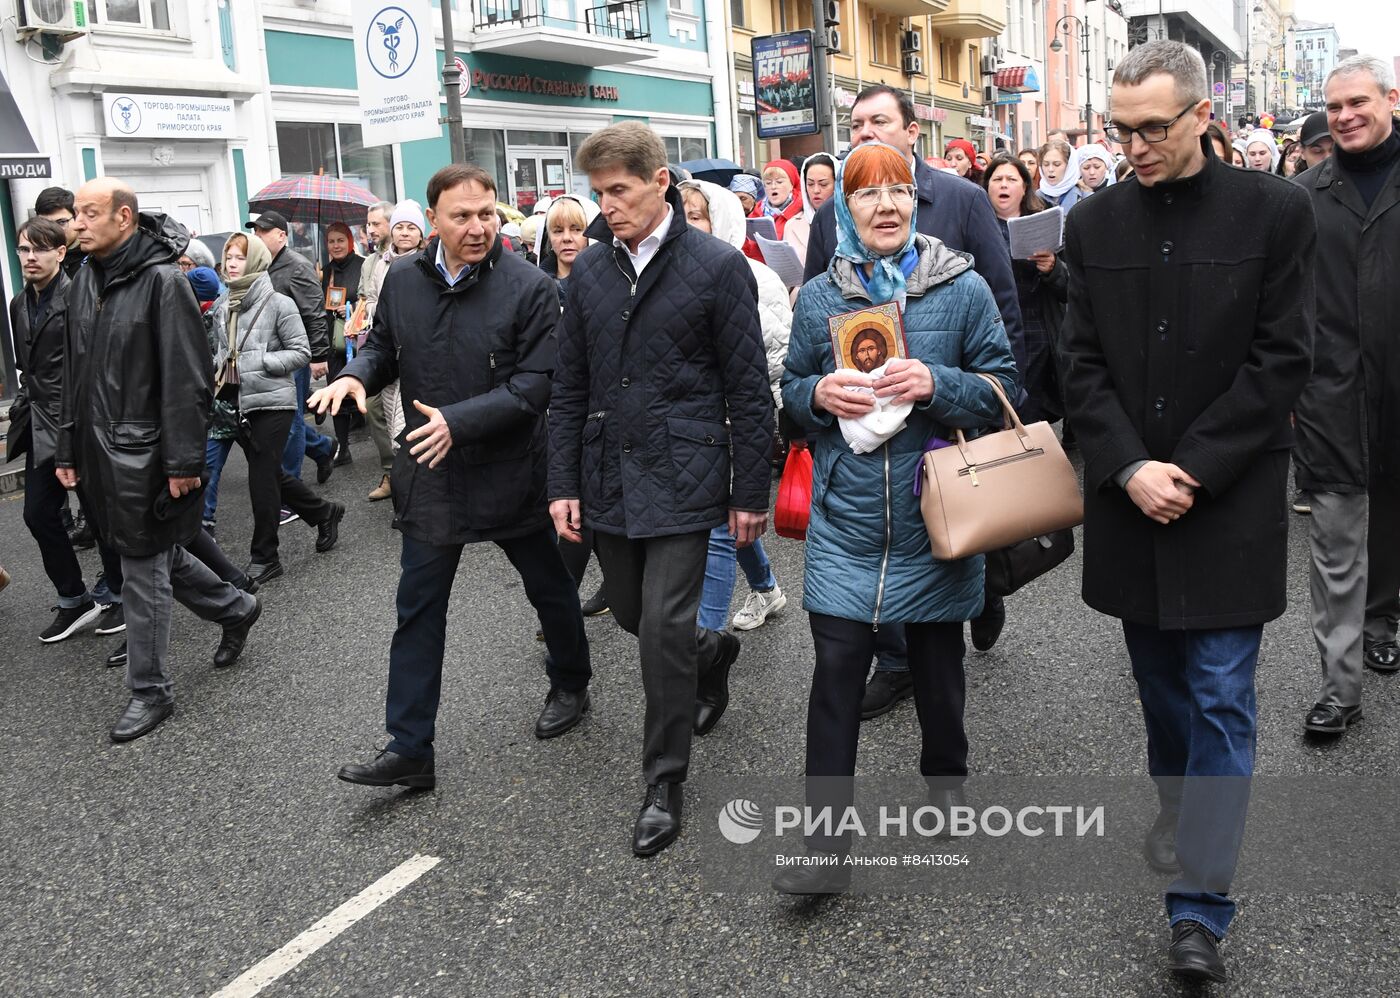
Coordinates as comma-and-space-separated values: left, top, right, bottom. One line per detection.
2, 428, 1398, 997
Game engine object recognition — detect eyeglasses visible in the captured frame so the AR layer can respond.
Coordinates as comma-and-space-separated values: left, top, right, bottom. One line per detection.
1103, 105, 1197, 145
848, 185, 916, 208
16, 245, 60, 257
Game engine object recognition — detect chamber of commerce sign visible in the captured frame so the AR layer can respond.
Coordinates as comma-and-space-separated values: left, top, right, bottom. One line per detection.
102, 93, 235, 139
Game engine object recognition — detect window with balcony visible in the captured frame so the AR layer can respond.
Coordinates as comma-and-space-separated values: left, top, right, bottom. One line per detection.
871, 16, 900, 67
91, 0, 171, 30
781, 0, 814, 30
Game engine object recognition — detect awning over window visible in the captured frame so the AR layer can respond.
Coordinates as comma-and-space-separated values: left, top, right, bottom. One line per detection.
0, 68, 50, 180
994, 65, 1041, 95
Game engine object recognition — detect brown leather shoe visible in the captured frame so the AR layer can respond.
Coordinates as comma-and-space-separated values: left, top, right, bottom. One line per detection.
368, 474, 392, 502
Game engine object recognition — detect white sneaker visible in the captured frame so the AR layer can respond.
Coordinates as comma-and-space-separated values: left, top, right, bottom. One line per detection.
732, 585, 786, 631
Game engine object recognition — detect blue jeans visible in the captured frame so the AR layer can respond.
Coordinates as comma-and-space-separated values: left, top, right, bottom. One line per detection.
203, 437, 234, 523
1122, 621, 1261, 939
697, 524, 777, 631
280, 366, 335, 480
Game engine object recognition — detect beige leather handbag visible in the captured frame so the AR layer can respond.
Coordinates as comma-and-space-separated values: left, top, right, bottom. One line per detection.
920, 374, 1083, 561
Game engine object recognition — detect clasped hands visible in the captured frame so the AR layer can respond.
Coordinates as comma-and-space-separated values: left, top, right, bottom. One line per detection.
813, 359, 934, 417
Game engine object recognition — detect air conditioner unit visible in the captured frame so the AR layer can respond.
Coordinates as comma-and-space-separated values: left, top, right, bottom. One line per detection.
901, 30, 921, 53
980, 54, 999, 76
991, 40, 1005, 61
982, 84, 997, 104
827, 27, 841, 52
18, 0, 89, 40
903, 54, 924, 76
824, 0, 840, 26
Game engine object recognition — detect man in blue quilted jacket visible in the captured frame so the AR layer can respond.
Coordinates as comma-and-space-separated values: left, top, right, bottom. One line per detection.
548, 122, 775, 857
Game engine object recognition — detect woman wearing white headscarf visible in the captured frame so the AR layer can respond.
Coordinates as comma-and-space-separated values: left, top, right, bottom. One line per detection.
1244, 128, 1280, 172
1037, 138, 1087, 210
1077, 143, 1117, 195
782, 152, 838, 267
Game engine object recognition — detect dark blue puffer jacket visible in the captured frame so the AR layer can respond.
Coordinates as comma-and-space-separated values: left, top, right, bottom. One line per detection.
548, 185, 774, 538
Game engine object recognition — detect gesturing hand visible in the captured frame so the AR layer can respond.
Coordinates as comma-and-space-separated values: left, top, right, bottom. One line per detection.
406, 399, 453, 468
1124, 461, 1201, 526
871, 359, 934, 406
813, 371, 877, 418
308, 376, 367, 417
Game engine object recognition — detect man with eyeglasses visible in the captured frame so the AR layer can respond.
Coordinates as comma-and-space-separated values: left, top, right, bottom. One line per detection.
35, 187, 84, 278
800, 83, 1027, 716
1059, 40, 1314, 983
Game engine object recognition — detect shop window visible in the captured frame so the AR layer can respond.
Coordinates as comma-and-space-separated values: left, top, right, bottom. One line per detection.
507, 130, 570, 148
466, 129, 509, 191
737, 113, 758, 169
275, 121, 397, 203
92, 0, 171, 30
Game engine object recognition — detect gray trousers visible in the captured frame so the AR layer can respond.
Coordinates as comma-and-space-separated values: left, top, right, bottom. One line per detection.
594, 529, 722, 786
365, 392, 395, 473
121, 545, 256, 706
1364, 479, 1400, 649
1308, 491, 1368, 707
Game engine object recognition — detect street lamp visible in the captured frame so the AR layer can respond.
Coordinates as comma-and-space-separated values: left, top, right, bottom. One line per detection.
1210, 50, 1229, 120
1050, 7, 1095, 144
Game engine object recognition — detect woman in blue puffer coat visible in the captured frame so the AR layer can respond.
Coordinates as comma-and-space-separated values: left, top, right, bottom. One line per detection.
775, 142, 1018, 893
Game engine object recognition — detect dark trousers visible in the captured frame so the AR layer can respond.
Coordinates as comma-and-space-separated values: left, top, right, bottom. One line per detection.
183, 526, 245, 587
558, 526, 595, 588
22, 452, 86, 603
241, 409, 332, 564
1365, 477, 1400, 648
72, 484, 125, 599
805, 613, 966, 853
385, 528, 591, 760
1123, 621, 1260, 939
593, 529, 719, 785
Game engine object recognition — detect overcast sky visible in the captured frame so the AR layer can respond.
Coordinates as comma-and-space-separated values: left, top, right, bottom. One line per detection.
1294, 1, 1400, 63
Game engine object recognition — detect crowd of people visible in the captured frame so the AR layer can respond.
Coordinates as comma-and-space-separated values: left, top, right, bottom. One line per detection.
3, 38, 1399, 986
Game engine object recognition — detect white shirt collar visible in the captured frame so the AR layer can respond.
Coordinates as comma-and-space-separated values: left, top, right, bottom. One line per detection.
612, 205, 673, 277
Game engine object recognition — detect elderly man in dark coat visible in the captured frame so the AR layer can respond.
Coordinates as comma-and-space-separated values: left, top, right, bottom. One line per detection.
1059, 42, 1314, 983
58, 179, 260, 742
1292, 55, 1400, 736
548, 122, 774, 858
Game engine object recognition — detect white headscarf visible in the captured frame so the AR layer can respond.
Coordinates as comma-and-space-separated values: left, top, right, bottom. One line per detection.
798, 152, 838, 225
1245, 128, 1281, 171
1078, 144, 1117, 188
537, 194, 601, 257
1038, 143, 1082, 199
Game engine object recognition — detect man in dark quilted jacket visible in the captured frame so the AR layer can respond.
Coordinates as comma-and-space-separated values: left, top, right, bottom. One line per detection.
548, 123, 775, 857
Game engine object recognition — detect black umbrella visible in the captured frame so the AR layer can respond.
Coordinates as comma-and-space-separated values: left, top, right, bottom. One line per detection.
680, 158, 744, 186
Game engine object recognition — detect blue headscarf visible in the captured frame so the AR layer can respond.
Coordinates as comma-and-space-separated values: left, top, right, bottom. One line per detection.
728, 173, 765, 211
834, 143, 919, 307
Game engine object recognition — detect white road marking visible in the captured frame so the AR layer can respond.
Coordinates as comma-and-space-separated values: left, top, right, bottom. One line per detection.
210, 853, 442, 998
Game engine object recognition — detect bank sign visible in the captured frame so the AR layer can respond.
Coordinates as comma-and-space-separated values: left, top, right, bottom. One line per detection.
751, 31, 818, 139
102, 93, 235, 139
352, 0, 442, 148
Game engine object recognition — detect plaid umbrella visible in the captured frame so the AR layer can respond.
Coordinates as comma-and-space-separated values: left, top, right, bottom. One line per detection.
247, 174, 381, 227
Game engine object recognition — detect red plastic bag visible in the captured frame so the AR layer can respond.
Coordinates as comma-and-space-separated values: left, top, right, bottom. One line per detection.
775, 441, 814, 540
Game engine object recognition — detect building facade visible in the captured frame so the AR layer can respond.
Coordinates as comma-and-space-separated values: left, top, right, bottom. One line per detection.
1293, 20, 1341, 113
1122, 0, 1240, 122
726, 0, 1006, 167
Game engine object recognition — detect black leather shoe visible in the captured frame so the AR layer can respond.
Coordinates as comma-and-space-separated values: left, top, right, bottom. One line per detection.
633, 782, 683, 857
695, 631, 741, 736
315, 447, 335, 485
238, 573, 260, 596
860, 669, 913, 720
1365, 642, 1400, 673
333, 443, 354, 467
337, 749, 436, 789
772, 853, 853, 895
970, 592, 1006, 651
214, 596, 262, 668
105, 641, 128, 669
926, 784, 968, 840
1167, 920, 1227, 983
1304, 702, 1363, 734
316, 502, 346, 553
535, 687, 590, 739
580, 586, 609, 617
110, 697, 174, 742
1143, 808, 1180, 873
244, 561, 284, 586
